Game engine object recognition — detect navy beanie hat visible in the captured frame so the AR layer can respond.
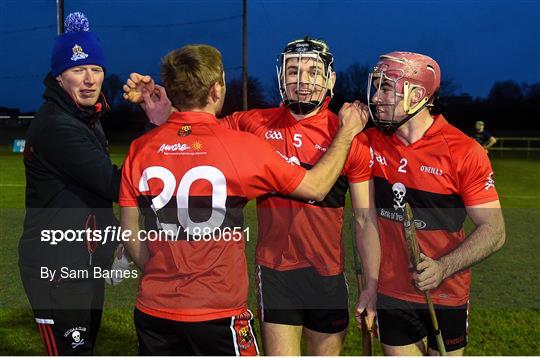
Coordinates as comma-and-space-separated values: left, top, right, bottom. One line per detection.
51, 12, 106, 76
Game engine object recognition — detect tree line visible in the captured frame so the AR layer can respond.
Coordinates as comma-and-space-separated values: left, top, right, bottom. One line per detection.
96, 66, 540, 135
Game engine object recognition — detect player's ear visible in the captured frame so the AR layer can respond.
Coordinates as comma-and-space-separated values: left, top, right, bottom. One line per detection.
327, 70, 336, 91
209, 81, 221, 103
410, 86, 426, 106
56, 74, 64, 88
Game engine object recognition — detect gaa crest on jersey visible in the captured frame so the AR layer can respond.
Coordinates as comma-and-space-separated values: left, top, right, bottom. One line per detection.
71, 44, 89, 61
370, 147, 388, 166
392, 182, 407, 211
178, 125, 192, 137
265, 130, 284, 140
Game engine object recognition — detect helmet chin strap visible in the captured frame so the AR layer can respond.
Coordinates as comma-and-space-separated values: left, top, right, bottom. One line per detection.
284, 99, 322, 115
403, 81, 429, 114
377, 113, 414, 135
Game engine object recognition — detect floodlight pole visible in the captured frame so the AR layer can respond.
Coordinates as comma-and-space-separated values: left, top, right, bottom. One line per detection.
56, 0, 64, 34
242, 0, 248, 111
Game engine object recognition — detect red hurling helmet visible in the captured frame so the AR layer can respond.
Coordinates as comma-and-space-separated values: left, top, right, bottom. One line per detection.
368, 51, 441, 134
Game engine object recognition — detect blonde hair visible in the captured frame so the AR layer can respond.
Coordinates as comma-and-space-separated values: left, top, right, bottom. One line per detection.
161, 44, 224, 109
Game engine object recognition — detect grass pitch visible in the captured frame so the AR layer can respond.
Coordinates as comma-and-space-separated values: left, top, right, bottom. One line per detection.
0, 147, 538, 355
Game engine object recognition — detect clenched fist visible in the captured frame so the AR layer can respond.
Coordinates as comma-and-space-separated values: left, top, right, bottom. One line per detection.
338, 100, 369, 136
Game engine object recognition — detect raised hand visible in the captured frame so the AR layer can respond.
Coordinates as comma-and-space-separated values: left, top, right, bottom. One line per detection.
122, 73, 156, 104
338, 100, 369, 136
143, 84, 174, 126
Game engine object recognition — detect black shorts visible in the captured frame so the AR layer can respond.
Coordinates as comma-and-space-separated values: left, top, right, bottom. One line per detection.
134, 308, 259, 356
20, 273, 105, 355
377, 293, 469, 352
256, 265, 349, 334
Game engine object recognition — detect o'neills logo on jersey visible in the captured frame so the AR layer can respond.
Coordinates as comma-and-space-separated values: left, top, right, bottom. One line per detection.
265, 130, 284, 140
315, 144, 327, 152
157, 142, 191, 153
420, 165, 443, 176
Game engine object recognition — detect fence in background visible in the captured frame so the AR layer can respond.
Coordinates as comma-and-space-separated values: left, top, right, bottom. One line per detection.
491, 137, 540, 152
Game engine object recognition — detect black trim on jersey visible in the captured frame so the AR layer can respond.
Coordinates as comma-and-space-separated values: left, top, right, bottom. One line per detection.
137, 195, 248, 241
373, 176, 466, 233
258, 162, 349, 208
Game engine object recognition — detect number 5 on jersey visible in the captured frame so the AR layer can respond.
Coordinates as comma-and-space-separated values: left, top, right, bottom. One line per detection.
293, 133, 302, 148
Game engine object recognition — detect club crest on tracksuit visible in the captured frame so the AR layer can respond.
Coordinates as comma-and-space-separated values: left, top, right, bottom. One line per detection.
64, 326, 87, 348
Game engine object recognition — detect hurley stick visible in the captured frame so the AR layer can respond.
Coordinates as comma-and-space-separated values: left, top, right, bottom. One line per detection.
403, 203, 447, 356
350, 213, 374, 355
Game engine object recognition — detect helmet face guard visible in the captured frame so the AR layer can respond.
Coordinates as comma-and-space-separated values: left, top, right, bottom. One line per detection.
276, 38, 334, 115
367, 68, 406, 134
367, 52, 441, 134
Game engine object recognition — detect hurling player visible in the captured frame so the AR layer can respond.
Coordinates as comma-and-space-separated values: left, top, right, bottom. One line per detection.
123, 37, 380, 355
365, 51, 505, 355
119, 44, 368, 355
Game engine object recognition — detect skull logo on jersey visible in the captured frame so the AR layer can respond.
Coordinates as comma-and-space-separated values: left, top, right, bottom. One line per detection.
71, 330, 84, 348
392, 182, 407, 211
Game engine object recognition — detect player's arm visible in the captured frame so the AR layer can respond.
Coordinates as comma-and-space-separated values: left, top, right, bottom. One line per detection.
220, 111, 249, 131
351, 180, 380, 329
123, 73, 259, 132
484, 135, 497, 150
120, 206, 149, 270
291, 102, 369, 201
414, 200, 505, 291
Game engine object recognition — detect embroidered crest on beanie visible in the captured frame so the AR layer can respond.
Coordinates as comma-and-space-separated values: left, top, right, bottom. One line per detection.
50, 12, 106, 76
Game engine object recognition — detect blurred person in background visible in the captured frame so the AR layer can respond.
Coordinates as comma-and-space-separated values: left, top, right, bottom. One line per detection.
472, 120, 497, 153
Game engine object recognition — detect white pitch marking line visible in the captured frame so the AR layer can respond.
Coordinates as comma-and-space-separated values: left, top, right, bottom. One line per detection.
502, 195, 540, 199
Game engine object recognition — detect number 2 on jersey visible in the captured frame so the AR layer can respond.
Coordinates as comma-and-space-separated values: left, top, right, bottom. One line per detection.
398, 158, 408, 173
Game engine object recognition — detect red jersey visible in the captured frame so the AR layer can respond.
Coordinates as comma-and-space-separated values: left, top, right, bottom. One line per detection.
365, 115, 499, 306
223, 99, 371, 276
119, 111, 306, 322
